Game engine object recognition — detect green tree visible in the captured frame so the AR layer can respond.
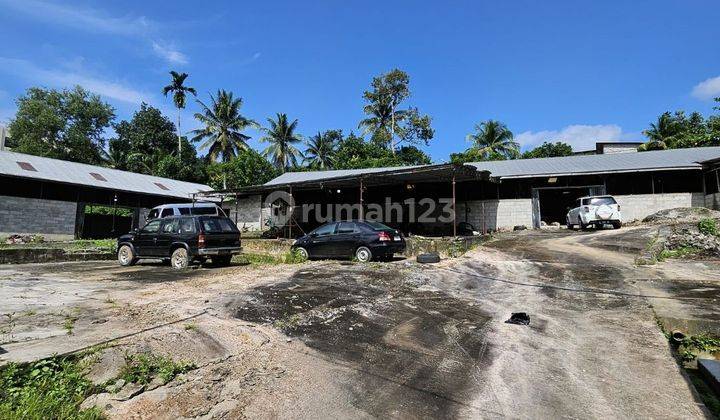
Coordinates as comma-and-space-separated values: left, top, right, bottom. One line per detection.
450, 148, 508, 164
192, 90, 258, 162
640, 112, 677, 150
110, 103, 177, 174
261, 113, 303, 172
332, 133, 432, 169
9, 86, 115, 164
163, 71, 197, 154
521, 141, 573, 159
154, 138, 208, 184
206, 148, 278, 190
465, 120, 519, 160
359, 69, 434, 151
304, 130, 340, 169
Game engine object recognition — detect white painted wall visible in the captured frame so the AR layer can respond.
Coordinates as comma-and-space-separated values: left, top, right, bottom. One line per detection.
462, 199, 533, 231
614, 193, 705, 222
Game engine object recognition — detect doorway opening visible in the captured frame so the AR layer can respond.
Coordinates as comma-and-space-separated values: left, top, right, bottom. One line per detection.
532, 185, 605, 227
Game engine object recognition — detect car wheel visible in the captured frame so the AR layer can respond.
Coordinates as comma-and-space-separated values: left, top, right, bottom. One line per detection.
212, 255, 232, 267
578, 217, 589, 231
171, 247, 189, 269
295, 247, 309, 261
117, 245, 137, 266
612, 222, 622, 229
355, 246, 372, 262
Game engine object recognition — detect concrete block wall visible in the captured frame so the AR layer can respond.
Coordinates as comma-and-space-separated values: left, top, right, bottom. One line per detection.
227, 195, 263, 231
614, 192, 706, 222
706, 193, 720, 210
0, 195, 77, 240
462, 199, 533, 230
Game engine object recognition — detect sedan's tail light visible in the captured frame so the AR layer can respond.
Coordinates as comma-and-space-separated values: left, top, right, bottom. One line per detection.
198, 233, 206, 248
378, 232, 391, 242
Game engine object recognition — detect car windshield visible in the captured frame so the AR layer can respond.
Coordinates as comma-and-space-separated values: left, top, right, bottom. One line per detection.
584, 197, 617, 206
200, 217, 238, 233
312, 223, 336, 236
147, 209, 159, 220
365, 221, 393, 231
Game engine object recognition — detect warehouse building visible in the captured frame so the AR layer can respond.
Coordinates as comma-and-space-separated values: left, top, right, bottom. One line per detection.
0, 150, 210, 239
212, 145, 720, 237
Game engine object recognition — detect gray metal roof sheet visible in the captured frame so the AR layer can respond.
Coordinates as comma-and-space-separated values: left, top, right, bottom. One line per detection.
263, 146, 720, 185
467, 146, 720, 178
0, 150, 211, 199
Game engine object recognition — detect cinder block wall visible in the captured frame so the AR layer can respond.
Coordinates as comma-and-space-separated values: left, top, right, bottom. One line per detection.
227, 195, 263, 230
615, 192, 705, 222
706, 193, 720, 210
0, 195, 77, 239
462, 199, 533, 230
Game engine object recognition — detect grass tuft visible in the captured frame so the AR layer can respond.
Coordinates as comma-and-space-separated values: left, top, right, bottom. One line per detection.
119, 353, 195, 386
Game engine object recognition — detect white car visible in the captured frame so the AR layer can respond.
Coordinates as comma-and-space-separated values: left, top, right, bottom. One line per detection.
147, 203, 225, 220
566, 195, 622, 230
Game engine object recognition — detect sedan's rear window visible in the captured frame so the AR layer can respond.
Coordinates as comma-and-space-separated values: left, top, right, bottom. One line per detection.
200, 217, 238, 233
584, 197, 617, 206
365, 221, 393, 231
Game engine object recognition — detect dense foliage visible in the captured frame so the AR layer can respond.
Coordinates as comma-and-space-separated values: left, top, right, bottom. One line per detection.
9, 86, 115, 165
639, 105, 720, 151
521, 141, 573, 159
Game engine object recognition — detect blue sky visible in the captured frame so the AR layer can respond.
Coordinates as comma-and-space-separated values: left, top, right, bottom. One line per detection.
1, 0, 719, 161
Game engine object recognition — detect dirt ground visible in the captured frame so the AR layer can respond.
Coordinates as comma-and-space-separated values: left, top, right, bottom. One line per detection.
1, 226, 720, 418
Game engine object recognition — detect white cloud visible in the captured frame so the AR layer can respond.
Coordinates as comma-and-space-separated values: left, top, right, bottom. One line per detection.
691, 75, 720, 100
0, 0, 187, 65
0, 57, 150, 104
516, 124, 627, 152
152, 42, 188, 65
0, 0, 151, 36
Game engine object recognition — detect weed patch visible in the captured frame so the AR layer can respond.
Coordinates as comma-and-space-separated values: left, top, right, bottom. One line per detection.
119, 353, 195, 385
698, 218, 719, 237
0, 356, 103, 419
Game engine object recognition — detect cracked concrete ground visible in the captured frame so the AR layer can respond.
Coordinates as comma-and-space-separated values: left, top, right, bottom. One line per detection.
1, 226, 719, 418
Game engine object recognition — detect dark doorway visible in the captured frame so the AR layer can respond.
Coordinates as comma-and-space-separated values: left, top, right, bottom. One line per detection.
535, 185, 605, 226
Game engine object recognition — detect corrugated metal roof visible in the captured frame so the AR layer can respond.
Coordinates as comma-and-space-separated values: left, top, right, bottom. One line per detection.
467, 146, 720, 178
263, 146, 720, 186
264, 165, 417, 186
0, 150, 210, 199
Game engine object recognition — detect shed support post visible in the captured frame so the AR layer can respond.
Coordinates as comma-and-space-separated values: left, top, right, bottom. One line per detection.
288, 186, 293, 238
452, 173, 457, 237
359, 178, 364, 220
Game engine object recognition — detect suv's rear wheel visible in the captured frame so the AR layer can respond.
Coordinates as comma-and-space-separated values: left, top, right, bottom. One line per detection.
171, 247, 189, 269
578, 216, 589, 231
118, 245, 137, 266
355, 246, 372, 263
612, 221, 622, 229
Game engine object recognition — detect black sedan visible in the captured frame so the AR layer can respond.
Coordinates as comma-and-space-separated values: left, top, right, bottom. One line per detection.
292, 221, 405, 262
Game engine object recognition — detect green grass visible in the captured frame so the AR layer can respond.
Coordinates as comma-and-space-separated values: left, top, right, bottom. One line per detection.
657, 246, 702, 261
677, 333, 720, 363
234, 251, 306, 266
698, 218, 719, 237
183, 323, 198, 332
0, 356, 104, 420
119, 353, 195, 386
0, 239, 116, 253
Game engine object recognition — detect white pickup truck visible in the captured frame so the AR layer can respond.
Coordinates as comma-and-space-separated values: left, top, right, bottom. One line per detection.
566, 195, 622, 230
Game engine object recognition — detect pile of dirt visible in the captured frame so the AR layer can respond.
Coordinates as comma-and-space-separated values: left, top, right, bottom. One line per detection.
666, 227, 720, 257
642, 207, 720, 224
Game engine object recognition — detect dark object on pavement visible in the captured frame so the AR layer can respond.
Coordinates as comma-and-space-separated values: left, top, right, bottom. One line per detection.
117, 215, 242, 269
513, 225, 528, 231
698, 358, 720, 397
416, 253, 441, 264
506, 312, 530, 325
457, 222, 475, 236
292, 220, 406, 262
0, 346, 6, 354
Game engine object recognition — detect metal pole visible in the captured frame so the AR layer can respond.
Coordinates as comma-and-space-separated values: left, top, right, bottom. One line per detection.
288, 186, 293, 238
234, 194, 239, 224
359, 178, 364, 220
452, 173, 457, 237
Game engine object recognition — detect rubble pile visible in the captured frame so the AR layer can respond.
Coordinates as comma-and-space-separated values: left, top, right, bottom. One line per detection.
666, 227, 720, 257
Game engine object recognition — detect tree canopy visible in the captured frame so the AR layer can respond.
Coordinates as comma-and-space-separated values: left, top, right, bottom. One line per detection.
9, 86, 115, 165
639, 106, 720, 151
206, 148, 278, 190
192, 90, 257, 162
521, 141, 573, 159
261, 113, 303, 172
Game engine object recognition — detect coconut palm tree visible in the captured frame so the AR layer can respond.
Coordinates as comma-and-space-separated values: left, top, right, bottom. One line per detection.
162, 71, 197, 154
466, 120, 519, 159
639, 112, 676, 151
261, 113, 303, 172
304, 131, 338, 169
191, 90, 258, 162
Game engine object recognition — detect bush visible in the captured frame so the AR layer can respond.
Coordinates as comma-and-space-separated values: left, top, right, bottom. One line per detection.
698, 218, 718, 236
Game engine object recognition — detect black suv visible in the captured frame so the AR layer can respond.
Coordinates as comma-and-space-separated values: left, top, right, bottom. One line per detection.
117, 216, 242, 269
292, 220, 405, 262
